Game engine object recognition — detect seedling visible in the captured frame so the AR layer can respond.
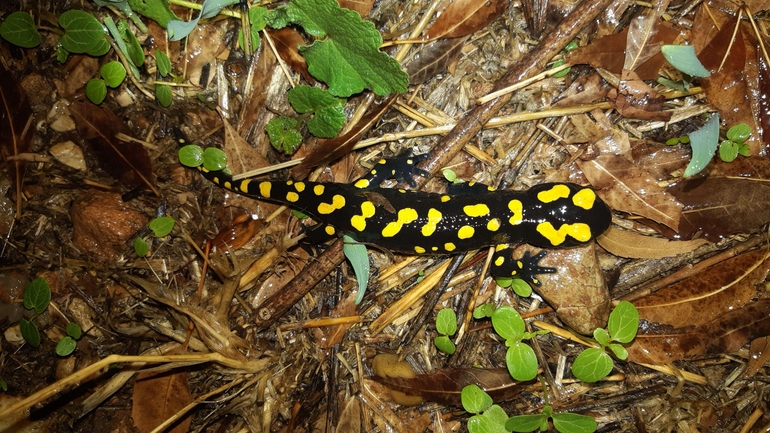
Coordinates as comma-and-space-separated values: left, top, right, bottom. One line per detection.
434, 308, 457, 355
134, 216, 177, 256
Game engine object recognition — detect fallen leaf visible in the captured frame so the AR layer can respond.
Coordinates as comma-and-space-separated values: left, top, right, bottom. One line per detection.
69, 101, 158, 195
623, 0, 671, 72
744, 336, 770, 377
269, 28, 313, 84
132, 369, 192, 433
405, 37, 467, 85
627, 300, 770, 365
0, 63, 34, 218
608, 70, 672, 121
339, 0, 374, 17
423, 0, 508, 40
597, 226, 708, 259
633, 249, 769, 328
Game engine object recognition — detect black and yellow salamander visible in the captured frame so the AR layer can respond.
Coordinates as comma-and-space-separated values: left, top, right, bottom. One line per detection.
190, 152, 612, 286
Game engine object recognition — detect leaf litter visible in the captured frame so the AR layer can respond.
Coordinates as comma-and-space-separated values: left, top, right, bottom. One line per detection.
0, 0, 769, 432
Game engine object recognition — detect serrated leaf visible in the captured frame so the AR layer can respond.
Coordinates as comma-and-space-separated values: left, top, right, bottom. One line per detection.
308, 105, 345, 138
284, 0, 407, 96
434, 335, 456, 354
56, 337, 77, 356
134, 237, 149, 256
683, 113, 720, 178
23, 278, 51, 314
661, 45, 710, 78
86, 79, 107, 104
506, 342, 538, 381
149, 216, 175, 237
506, 414, 547, 433
436, 308, 457, 336
59, 10, 109, 55
101, 61, 127, 88
265, 116, 303, 154
19, 319, 40, 347
66, 322, 82, 339
178, 145, 203, 167
461, 384, 493, 414
0, 11, 41, 48
288, 85, 344, 113
155, 84, 172, 107
491, 306, 524, 341
571, 348, 613, 383
202, 147, 227, 171
608, 301, 639, 343
552, 412, 597, 433
155, 49, 171, 77
343, 234, 369, 305
168, 0, 239, 41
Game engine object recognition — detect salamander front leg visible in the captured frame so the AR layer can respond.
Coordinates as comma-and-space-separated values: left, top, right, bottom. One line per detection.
491, 245, 556, 287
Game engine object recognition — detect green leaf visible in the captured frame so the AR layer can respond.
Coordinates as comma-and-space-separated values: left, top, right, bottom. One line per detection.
203, 147, 228, 171
727, 123, 751, 143
291, 209, 309, 219
607, 300, 639, 343
436, 308, 457, 336
461, 384, 493, 414
66, 322, 82, 339
593, 328, 611, 346
494, 276, 512, 288
657, 77, 688, 92
506, 341, 538, 381
506, 414, 548, 432
683, 113, 720, 178
468, 412, 509, 433
118, 19, 145, 67
491, 306, 524, 342
571, 347, 613, 383
442, 169, 457, 183
19, 319, 41, 347
265, 116, 303, 154
307, 105, 345, 138
551, 59, 570, 78
434, 335, 456, 355
0, 378, 7, 391
0, 11, 41, 48
608, 343, 628, 360
238, 6, 268, 50
510, 278, 533, 297
552, 412, 597, 433
134, 237, 149, 257
168, 0, 239, 41
266, 6, 291, 28
665, 137, 681, 145
56, 336, 77, 356
101, 61, 127, 88
59, 10, 110, 56
287, 86, 346, 138
156, 84, 172, 107
127, 0, 179, 28
178, 145, 203, 167
484, 405, 511, 424
283, 0, 408, 96
473, 303, 495, 319
149, 216, 175, 237
56, 45, 69, 63
343, 235, 370, 305
86, 79, 107, 104
660, 45, 711, 78
103, 16, 139, 78
739, 143, 750, 157
156, 49, 172, 77
23, 278, 51, 314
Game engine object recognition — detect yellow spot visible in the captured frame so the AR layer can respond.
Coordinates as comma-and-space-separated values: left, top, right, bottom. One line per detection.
421, 208, 443, 236
573, 188, 596, 210
414, 246, 426, 254
431, 246, 438, 251
350, 201, 376, 231
314, 184, 325, 195
381, 208, 419, 237
398, 189, 406, 193
444, 243, 456, 251
223, 181, 231, 189
378, 159, 387, 165
370, 169, 377, 175
200, 167, 209, 173
457, 225, 475, 239
294, 182, 305, 192
488, 185, 496, 191
213, 177, 219, 184
537, 184, 571, 203
487, 218, 501, 231
495, 244, 508, 252
286, 180, 294, 185
286, 192, 299, 202
463, 204, 490, 217
440, 195, 451, 203
354, 179, 370, 189
317, 194, 346, 214
325, 226, 336, 236
536, 222, 593, 246
239, 179, 251, 193
259, 182, 271, 198
495, 256, 505, 266
508, 200, 523, 225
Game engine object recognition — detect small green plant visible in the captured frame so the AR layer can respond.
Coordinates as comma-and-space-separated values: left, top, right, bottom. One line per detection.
571, 301, 639, 383
0, 378, 7, 391
550, 41, 579, 78
506, 386, 597, 433
55, 322, 83, 356
434, 308, 457, 354
20, 277, 51, 347
495, 276, 533, 297
134, 216, 176, 256
718, 123, 751, 162
86, 61, 127, 104
0, 11, 41, 48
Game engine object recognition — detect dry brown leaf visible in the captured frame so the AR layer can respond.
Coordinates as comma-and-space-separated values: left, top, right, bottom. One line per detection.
405, 37, 467, 85
339, 0, 374, 17
597, 226, 708, 259
744, 336, 770, 377
633, 249, 770, 328
423, 0, 508, 40
269, 28, 313, 84
608, 70, 671, 121
337, 397, 362, 433
623, 0, 670, 71
132, 369, 192, 433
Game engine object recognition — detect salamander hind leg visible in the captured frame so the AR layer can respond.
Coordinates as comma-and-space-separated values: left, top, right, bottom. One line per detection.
354, 151, 430, 189
491, 246, 556, 287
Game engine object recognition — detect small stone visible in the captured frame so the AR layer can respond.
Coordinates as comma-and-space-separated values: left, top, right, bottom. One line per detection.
49, 141, 86, 171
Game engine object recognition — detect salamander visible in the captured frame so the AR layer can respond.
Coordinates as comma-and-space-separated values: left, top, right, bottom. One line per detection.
189, 151, 612, 286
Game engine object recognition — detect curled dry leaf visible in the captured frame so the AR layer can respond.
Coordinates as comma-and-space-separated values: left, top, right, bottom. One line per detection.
597, 226, 708, 259
627, 300, 770, 365
422, 0, 507, 40
632, 249, 770, 329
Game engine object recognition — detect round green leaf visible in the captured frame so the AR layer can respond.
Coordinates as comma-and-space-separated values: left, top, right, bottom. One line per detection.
491, 306, 524, 341
442, 169, 457, 183
506, 414, 548, 433
719, 141, 739, 162
726, 123, 751, 143
23, 277, 51, 314
461, 384, 493, 414
660, 45, 711, 78
0, 11, 42, 48
510, 278, 532, 297
571, 347, 613, 383
494, 276, 512, 288
59, 10, 108, 55
552, 412, 597, 433
86, 79, 107, 104
155, 49, 172, 77
178, 145, 204, 167
608, 342, 628, 360
155, 83, 172, 107
436, 308, 457, 336
19, 319, 41, 347
473, 303, 495, 319
148, 216, 175, 237
202, 147, 228, 171
434, 335, 456, 355
608, 300, 639, 343
134, 237, 149, 257
506, 342, 538, 381
66, 322, 82, 339
593, 327, 611, 346
101, 61, 127, 88
56, 336, 77, 356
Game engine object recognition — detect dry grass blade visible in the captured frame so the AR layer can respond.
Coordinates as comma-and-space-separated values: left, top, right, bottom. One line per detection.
0, 63, 33, 219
